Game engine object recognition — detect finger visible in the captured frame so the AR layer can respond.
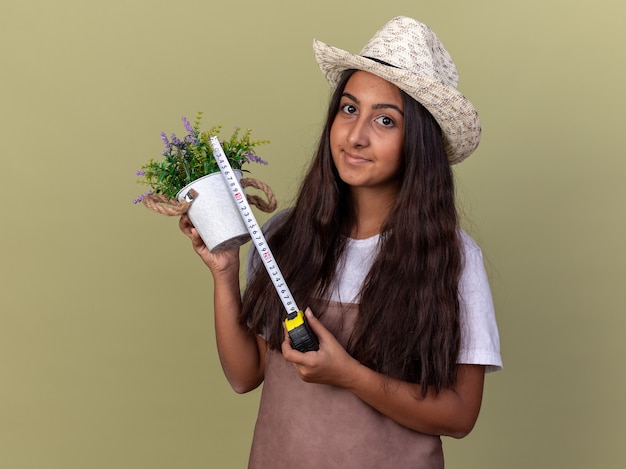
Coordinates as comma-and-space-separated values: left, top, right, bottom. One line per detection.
190, 227, 201, 242
302, 307, 328, 340
184, 223, 205, 249
179, 215, 193, 236
281, 325, 293, 353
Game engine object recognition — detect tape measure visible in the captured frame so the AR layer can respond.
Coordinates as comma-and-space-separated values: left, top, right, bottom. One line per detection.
209, 136, 319, 353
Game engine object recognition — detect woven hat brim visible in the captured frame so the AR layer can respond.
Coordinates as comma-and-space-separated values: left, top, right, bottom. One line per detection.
313, 39, 481, 164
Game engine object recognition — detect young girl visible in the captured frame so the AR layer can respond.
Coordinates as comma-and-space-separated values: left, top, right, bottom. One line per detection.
180, 16, 501, 469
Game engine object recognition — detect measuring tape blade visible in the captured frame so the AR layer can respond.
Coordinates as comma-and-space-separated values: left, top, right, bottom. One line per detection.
209, 136, 299, 316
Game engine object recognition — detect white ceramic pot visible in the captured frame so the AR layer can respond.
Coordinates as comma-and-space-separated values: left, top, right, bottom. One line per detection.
176, 171, 250, 253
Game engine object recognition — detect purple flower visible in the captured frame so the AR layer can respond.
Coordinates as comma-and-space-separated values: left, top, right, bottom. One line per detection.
182, 116, 194, 134
133, 190, 153, 204
170, 133, 182, 146
184, 134, 198, 145
136, 170, 146, 176
246, 151, 268, 165
160, 132, 170, 149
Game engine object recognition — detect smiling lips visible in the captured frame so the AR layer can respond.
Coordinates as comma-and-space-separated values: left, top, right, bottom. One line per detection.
343, 150, 371, 164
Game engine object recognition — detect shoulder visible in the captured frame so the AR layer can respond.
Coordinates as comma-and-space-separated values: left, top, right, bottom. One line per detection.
262, 208, 292, 234
457, 229, 488, 278
457, 229, 489, 290
458, 229, 481, 257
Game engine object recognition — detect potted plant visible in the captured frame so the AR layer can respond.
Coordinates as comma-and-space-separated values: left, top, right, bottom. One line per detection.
134, 112, 276, 252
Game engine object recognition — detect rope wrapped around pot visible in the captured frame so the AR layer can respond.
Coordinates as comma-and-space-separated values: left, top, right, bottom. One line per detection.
141, 177, 277, 216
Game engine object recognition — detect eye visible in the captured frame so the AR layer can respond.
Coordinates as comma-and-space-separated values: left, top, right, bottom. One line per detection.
340, 103, 358, 115
375, 115, 395, 127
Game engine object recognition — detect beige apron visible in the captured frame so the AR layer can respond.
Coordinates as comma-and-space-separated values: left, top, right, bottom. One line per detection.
248, 302, 444, 469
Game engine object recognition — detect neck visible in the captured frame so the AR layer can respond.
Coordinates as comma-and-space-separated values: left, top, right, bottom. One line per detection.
349, 186, 397, 239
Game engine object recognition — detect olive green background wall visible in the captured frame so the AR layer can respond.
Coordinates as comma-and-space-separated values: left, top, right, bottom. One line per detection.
1, 0, 624, 467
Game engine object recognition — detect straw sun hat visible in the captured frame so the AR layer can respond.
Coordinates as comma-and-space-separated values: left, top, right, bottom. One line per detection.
313, 16, 481, 164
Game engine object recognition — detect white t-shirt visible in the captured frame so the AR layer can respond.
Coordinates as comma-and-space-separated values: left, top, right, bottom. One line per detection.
249, 213, 502, 372
329, 231, 502, 372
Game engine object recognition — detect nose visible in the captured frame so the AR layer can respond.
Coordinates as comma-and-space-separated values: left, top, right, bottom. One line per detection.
347, 118, 369, 148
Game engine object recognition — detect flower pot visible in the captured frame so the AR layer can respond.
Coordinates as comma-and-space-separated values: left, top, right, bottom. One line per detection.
176, 171, 250, 253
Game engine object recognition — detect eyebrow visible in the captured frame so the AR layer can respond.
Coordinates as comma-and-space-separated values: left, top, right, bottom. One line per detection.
341, 92, 404, 116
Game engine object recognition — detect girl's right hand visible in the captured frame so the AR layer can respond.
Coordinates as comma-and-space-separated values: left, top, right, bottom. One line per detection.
179, 214, 240, 275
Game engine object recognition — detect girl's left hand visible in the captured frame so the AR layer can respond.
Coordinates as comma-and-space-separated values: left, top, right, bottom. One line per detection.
281, 308, 360, 388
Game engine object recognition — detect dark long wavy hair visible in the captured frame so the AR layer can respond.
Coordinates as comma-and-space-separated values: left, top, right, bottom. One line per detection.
241, 70, 462, 395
